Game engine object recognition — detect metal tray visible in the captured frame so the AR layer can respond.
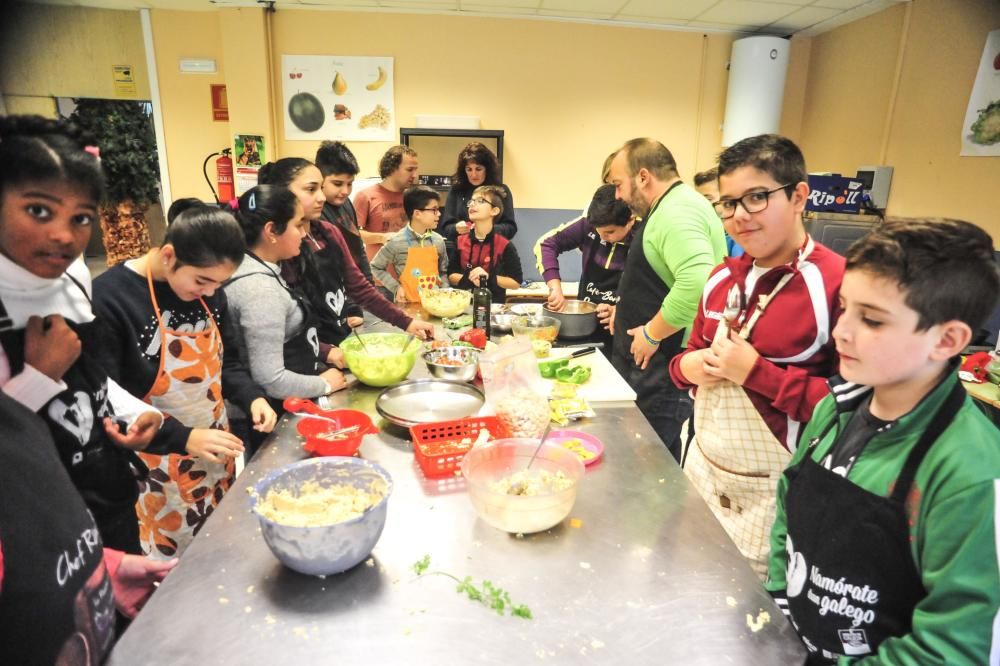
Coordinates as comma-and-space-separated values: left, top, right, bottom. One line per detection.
375, 379, 485, 428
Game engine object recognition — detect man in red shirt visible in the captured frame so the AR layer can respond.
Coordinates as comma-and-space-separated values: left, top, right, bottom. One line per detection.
354, 145, 419, 261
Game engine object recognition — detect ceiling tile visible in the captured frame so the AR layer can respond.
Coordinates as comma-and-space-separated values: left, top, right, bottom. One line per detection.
616, 0, 717, 21
461, 0, 539, 8
686, 19, 755, 32
377, 0, 458, 7
694, 0, 797, 26
537, 8, 617, 18
811, 0, 871, 8
765, 4, 840, 30
540, 0, 624, 12
377, 0, 458, 5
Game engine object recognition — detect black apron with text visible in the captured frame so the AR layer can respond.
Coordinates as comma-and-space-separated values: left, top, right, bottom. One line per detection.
782, 381, 965, 662
0, 284, 141, 553
299, 229, 353, 344
0, 392, 117, 666
579, 233, 626, 309
578, 233, 626, 352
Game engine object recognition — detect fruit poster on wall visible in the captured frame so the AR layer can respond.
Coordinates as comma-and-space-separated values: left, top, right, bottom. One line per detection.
961, 29, 1000, 157
282, 55, 394, 142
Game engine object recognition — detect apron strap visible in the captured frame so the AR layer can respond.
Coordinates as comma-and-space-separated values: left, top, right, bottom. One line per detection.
0, 293, 12, 334
738, 271, 796, 339
889, 380, 966, 503
64, 272, 92, 305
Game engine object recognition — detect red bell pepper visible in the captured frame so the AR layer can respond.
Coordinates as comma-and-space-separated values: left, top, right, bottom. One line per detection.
459, 328, 488, 350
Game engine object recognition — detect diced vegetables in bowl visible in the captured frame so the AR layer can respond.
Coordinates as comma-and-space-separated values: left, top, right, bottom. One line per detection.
420, 288, 472, 318
340, 332, 419, 387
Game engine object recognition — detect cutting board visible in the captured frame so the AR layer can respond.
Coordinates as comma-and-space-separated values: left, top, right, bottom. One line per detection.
542, 347, 636, 403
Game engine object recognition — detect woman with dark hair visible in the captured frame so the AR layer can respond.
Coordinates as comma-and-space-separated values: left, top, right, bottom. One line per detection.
93, 206, 277, 559
225, 184, 346, 405
441, 142, 517, 242
258, 158, 433, 353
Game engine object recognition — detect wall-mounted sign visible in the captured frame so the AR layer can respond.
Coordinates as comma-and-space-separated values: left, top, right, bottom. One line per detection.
112, 65, 136, 97
234, 134, 264, 196
281, 55, 394, 142
211, 84, 229, 122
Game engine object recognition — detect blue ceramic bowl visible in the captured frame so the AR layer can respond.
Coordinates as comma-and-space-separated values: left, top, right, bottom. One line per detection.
249, 457, 393, 576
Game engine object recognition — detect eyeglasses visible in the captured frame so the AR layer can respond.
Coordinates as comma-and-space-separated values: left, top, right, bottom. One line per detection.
415, 207, 442, 214
712, 184, 793, 219
467, 197, 492, 207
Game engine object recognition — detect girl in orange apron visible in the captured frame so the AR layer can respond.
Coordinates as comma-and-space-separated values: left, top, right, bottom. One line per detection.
92, 207, 276, 559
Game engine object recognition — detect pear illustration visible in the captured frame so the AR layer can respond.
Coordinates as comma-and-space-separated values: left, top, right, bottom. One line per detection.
332, 72, 347, 95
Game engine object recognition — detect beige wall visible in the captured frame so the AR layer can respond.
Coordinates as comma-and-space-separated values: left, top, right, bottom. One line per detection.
265, 12, 734, 209
148, 9, 230, 202
0, 2, 150, 113
790, 0, 1000, 235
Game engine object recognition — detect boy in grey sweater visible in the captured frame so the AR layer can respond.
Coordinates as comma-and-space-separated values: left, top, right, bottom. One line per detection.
371, 185, 449, 303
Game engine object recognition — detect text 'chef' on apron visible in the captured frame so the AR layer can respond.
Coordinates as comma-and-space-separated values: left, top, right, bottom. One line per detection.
136, 266, 234, 560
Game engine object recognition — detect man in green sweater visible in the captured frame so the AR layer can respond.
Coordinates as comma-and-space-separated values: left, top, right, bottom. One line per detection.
606, 138, 726, 459
766, 218, 1000, 664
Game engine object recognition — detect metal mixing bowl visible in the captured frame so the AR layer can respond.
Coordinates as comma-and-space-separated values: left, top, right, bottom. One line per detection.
249, 457, 393, 577
490, 312, 516, 333
544, 300, 598, 339
422, 346, 480, 382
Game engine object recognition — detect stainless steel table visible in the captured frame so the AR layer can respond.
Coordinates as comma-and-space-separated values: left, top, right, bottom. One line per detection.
111, 372, 804, 665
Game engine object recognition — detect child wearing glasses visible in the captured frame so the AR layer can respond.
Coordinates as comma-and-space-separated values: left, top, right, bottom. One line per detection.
448, 185, 523, 304
668, 133, 845, 579
371, 185, 449, 303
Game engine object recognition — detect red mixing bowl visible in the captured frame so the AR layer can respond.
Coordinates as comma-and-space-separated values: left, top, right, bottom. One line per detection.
296, 409, 378, 457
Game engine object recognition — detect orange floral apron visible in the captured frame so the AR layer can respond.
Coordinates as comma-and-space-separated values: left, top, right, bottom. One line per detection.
399, 242, 441, 303
135, 266, 234, 560
683, 272, 795, 580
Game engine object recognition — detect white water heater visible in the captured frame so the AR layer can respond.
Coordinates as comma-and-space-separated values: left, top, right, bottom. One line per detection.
722, 36, 790, 147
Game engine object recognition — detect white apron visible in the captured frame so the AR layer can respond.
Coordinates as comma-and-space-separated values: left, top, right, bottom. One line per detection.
684, 272, 795, 580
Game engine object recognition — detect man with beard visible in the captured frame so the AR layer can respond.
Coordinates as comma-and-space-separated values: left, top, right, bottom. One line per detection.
605, 139, 725, 459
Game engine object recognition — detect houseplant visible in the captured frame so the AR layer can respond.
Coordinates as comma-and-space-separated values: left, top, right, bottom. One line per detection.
68, 99, 160, 266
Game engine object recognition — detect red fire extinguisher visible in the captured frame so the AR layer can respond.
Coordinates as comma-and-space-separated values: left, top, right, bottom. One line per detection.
216, 149, 235, 203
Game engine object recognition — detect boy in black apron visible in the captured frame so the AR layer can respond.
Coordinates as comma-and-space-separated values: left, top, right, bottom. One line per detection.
766, 218, 1000, 664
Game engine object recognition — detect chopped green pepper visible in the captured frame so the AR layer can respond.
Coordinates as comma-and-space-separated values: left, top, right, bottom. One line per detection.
554, 364, 592, 384
538, 358, 569, 379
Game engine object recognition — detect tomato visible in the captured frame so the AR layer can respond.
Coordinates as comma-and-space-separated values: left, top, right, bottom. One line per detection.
288, 92, 325, 132
459, 328, 488, 349
994, 52, 1000, 71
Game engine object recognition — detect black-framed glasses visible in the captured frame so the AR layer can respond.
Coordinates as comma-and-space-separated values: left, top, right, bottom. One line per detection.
467, 197, 491, 207
713, 184, 793, 219
415, 207, 442, 214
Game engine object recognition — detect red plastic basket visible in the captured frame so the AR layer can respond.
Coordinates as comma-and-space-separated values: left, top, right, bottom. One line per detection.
410, 416, 509, 478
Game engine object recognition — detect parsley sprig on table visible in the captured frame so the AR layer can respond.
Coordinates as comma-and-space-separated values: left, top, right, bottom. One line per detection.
411, 555, 532, 619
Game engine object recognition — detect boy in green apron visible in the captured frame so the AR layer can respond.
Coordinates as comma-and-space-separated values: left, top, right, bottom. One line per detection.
767, 218, 1000, 663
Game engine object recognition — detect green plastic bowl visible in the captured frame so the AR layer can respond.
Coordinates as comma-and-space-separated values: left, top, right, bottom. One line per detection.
340, 332, 419, 387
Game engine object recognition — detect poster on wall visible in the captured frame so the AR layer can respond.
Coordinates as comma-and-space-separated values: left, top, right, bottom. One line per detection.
281, 55, 394, 142
960, 29, 1000, 157
234, 134, 264, 195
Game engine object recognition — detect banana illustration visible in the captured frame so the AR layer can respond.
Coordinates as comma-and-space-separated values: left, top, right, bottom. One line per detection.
366, 66, 387, 91
332, 72, 347, 95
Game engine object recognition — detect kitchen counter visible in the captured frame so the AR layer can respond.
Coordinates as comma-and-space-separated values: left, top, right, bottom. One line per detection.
110, 341, 804, 664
